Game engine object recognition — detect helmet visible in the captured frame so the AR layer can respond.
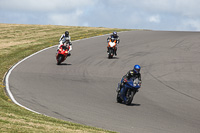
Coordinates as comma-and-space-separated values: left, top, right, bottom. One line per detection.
65, 31, 69, 37
133, 65, 141, 74
113, 31, 117, 37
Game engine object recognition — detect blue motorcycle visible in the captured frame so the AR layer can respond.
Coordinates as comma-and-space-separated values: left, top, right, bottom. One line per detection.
116, 77, 141, 105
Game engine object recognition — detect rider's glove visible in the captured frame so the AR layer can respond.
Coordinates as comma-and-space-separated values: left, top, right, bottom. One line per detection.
123, 78, 127, 83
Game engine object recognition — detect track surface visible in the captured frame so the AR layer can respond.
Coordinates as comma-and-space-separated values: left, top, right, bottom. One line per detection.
8, 31, 200, 133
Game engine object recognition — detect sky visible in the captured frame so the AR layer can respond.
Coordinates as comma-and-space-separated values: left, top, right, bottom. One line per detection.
1, 0, 200, 31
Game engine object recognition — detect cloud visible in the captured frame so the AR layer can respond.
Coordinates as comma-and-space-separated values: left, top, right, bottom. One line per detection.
0, 0, 95, 26
1, 0, 200, 31
0, 0, 95, 12
48, 10, 84, 26
149, 15, 160, 23
177, 19, 200, 31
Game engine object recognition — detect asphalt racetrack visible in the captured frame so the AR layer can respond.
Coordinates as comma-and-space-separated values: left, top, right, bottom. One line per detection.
7, 31, 200, 133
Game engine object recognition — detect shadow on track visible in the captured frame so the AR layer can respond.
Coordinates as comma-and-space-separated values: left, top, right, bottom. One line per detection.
128, 103, 141, 106
56, 63, 72, 66
107, 57, 119, 59
116, 102, 141, 106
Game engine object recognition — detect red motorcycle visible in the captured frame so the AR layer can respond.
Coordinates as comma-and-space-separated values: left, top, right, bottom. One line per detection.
56, 45, 69, 65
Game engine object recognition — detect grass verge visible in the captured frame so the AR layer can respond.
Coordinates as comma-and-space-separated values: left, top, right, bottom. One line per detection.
0, 23, 131, 132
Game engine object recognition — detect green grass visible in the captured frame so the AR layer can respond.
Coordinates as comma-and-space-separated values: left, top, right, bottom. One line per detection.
0, 23, 131, 132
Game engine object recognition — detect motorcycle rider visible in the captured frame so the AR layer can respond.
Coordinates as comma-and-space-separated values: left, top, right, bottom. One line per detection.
58, 31, 72, 56
107, 31, 120, 55
117, 65, 142, 102
57, 37, 72, 56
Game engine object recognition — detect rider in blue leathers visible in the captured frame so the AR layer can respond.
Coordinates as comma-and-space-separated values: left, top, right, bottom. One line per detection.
118, 65, 142, 102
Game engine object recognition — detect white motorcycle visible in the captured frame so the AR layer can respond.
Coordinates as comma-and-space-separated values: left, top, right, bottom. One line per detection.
107, 39, 117, 59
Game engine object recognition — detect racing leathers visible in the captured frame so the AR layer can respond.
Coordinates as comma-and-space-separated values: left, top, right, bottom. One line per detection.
59, 34, 72, 44
107, 34, 120, 55
118, 70, 142, 101
57, 35, 72, 56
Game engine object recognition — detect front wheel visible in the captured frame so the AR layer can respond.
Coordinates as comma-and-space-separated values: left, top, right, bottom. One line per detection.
125, 89, 136, 105
57, 55, 63, 65
108, 49, 113, 59
116, 92, 123, 103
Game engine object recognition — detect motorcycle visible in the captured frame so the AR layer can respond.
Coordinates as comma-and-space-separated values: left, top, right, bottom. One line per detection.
107, 39, 116, 59
56, 45, 69, 65
116, 78, 141, 105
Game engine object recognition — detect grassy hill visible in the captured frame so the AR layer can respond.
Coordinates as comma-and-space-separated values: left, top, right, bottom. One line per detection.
0, 23, 130, 132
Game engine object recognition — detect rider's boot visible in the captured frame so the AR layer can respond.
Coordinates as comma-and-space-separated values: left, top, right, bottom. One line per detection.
67, 52, 71, 56
114, 47, 117, 55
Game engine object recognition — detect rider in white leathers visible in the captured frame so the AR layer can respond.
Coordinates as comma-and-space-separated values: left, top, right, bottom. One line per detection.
57, 31, 72, 56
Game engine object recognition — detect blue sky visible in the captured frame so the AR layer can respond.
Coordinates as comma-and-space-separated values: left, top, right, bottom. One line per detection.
1, 0, 200, 31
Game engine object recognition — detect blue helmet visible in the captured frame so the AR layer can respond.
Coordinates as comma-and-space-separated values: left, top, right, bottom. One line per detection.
133, 65, 141, 74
